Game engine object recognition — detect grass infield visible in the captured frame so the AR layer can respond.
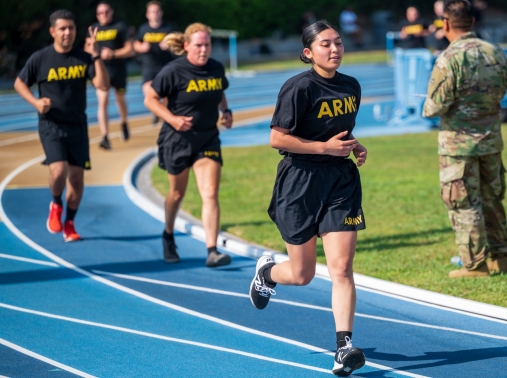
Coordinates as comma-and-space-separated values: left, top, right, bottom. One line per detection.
237, 50, 387, 71
152, 127, 507, 308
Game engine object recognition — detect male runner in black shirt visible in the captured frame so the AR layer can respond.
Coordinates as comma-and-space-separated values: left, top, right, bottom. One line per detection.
89, 1, 133, 149
133, 1, 174, 124
14, 9, 109, 242
399, 6, 430, 49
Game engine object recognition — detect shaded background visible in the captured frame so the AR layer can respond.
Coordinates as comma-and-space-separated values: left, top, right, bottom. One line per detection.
2, 0, 507, 70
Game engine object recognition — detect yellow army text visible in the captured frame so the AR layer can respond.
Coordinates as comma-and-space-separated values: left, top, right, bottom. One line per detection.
47, 65, 87, 82
317, 96, 357, 118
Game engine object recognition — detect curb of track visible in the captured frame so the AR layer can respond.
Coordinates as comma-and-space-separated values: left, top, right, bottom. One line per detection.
124, 148, 507, 323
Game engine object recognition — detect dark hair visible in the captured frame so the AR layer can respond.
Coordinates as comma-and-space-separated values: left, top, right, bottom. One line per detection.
97, 1, 112, 9
300, 20, 340, 64
444, 0, 473, 30
49, 9, 75, 27
146, 0, 162, 9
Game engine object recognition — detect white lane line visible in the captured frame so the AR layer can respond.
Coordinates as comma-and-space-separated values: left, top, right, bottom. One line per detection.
0, 302, 332, 375
0, 253, 59, 267
93, 269, 334, 312
0, 157, 426, 378
92, 269, 507, 342
0, 337, 95, 377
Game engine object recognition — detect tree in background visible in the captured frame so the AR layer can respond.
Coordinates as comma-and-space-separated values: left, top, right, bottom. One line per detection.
1, 0, 506, 69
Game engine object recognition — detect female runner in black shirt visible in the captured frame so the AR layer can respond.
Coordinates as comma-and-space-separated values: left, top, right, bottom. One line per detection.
249, 21, 367, 376
144, 23, 233, 268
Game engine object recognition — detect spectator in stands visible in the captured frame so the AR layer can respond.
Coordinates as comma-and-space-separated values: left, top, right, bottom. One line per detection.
400, 6, 430, 48
340, 6, 364, 48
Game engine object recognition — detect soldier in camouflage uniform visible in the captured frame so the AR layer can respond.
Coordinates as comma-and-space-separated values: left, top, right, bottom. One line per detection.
423, 0, 507, 278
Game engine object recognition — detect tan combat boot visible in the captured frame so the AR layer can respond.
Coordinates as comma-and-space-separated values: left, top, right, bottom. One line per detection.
448, 263, 489, 278
487, 256, 507, 273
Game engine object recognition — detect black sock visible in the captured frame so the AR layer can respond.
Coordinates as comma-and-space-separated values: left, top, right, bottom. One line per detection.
163, 231, 174, 242
262, 264, 277, 286
65, 207, 77, 222
207, 246, 218, 255
52, 195, 63, 206
336, 331, 353, 349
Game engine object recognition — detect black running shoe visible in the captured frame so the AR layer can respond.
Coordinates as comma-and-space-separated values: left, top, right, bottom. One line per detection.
249, 252, 276, 309
152, 115, 159, 125
121, 122, 130, 141
99, 137, 111, 150
205, 250, 232, 267
332, 337, 365, 376
163, 235, 180, 263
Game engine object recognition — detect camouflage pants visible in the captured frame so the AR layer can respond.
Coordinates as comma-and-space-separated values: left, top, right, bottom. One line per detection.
440, 153, 507, 270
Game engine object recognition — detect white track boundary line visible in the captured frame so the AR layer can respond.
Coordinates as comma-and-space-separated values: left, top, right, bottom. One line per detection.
0, 337, 95, 378
0, 303, 332, 375
124, 148, 507, 324
0, 253, 59, 267
92, 269, 507, 342
0, 161, 424, 378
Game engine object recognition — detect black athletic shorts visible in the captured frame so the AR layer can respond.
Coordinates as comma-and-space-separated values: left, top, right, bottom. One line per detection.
106, 64, 127, 93
157, 124, 222, 175
38, 120, 91, 169
268, 157, 365, 245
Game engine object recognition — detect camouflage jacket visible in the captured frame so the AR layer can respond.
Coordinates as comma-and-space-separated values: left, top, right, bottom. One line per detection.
423, 32, 507, 156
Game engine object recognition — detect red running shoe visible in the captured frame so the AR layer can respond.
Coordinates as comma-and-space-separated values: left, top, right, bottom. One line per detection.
63, 220, 81, 242
47, 202, 63, 234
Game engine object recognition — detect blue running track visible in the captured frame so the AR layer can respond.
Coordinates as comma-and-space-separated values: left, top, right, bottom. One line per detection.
1, 64, 506, 377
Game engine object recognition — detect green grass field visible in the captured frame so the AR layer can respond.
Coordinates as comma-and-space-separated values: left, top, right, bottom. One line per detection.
237, 50, 387, 71
152, 127, 507, 307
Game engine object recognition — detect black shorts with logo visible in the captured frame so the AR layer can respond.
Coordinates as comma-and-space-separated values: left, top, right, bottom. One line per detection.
106, 64, 127, 93
268, 157, 365, 245
38, 120, 91, 169
157, 124, 222, 175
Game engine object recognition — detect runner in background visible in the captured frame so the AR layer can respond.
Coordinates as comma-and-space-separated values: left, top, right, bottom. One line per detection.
14, 10, 109, 242
133, 1, 174, 125
89, 1, 133, 150
144, 23, 233, 268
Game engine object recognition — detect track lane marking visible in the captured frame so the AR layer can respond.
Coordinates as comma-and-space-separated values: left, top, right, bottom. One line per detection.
92, 270, 507, 342
0, 150, 425, 378
0, 302, 332, 375
0, 253, 59, 267
0, 337, 95, 377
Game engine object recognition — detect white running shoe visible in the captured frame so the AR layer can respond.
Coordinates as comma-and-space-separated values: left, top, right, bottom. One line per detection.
249, 252, 276, 309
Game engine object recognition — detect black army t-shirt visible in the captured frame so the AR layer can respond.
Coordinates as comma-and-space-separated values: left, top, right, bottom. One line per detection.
401, 19, 429, 48
91, 20, 128, 66
151, 57, 229, 132
18, 45, 95, 125
136, 22, 174, 72
432, 18, 450, 51
271, 68, 361, 164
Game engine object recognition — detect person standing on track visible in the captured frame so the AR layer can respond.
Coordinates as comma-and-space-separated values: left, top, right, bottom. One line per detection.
423, 0, 507, 277
399, 6, 430, 49
249, 21, 367, 376
89, 1, 133, 150
144, 23, 233, 268
429, 1, 450, 53
133, 1, 174, 125
14, 9, 109, 242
